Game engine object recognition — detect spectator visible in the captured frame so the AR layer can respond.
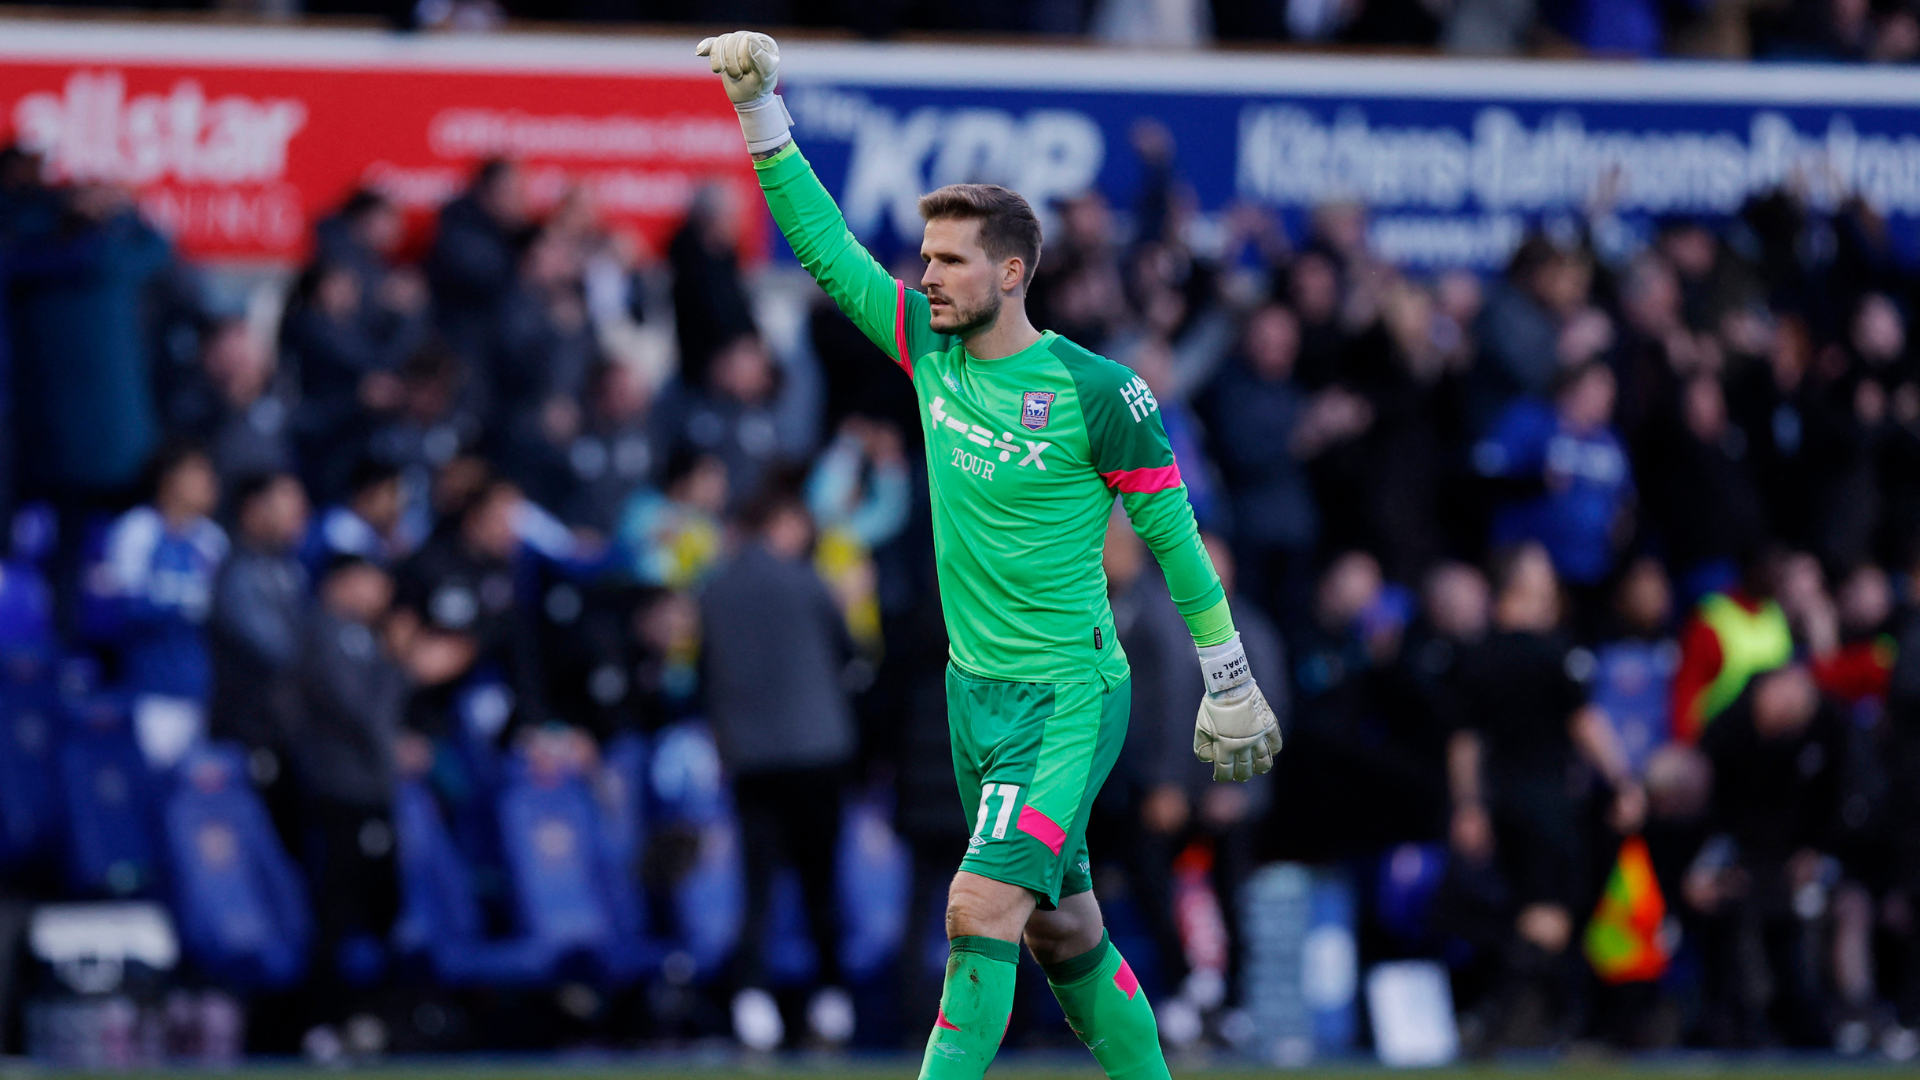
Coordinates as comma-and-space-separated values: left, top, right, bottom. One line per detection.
208, 472, 312, 762
1639, 374, 1765, 593
1469, 238, 1610, 434
289, 556, 408, 1019
426, 159, 529, 383
1447, 543, 1642, 1046
668, 185, 755, 391
12, 183, 173, 504
396, 479, 546, 737
91, 442, 227, 767
302, 459, 409, 577
282, 261, 415, 502
807, 419, 910, 655
697, 486, 857, 1050
1589, 557, 1680, 780
550, 359, 656, 533
1475, 360, 1633, 617
1671, 546, 1794, 742
1201, 304, 1352, 634
617, 447, 727, 589
653, 332, 805, 513
180, 320, 296, 495
1692, 664, 1847, 1046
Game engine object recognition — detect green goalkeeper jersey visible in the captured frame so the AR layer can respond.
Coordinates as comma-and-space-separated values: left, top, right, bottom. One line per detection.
757, 144, 1233, 684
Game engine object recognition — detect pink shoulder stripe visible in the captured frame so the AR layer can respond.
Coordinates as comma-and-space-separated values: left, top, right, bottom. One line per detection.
892, 279, 913, 376
1100, 461, 1183, 494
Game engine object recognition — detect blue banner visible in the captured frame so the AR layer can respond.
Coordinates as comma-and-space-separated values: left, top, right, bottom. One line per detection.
778, 58, 1920, 269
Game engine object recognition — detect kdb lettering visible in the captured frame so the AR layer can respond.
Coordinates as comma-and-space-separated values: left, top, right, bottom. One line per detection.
788, 87, 1103, 240
13, 71, 307, 185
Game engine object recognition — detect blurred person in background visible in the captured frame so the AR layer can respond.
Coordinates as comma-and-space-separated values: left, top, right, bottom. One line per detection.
177, 319, 296, 496
1447, 542, 1643, 1047
492, 229, 597, 490
653, 331, 807, 515
91, 442, 227, 768
1201, 303, 1358, 638
553, 358, 657, 533
427, 159, 530, 391
1469, 237, 1611, 435
1587, 557, 1680, 781
698, 485, 857, 1050
1671, 545, 1794, 742
1102, 517, 1283, 1046
302, 459, 409, 577
1474, 360, 1634, 632
1637, 374, 1766, 597
1691, 664, 1847, 1047
669, 183, 755, 390
807, 417, 911, 658
397, 478, 548, 739
290, 555, 409, 1042
11, 181, 173, 511
618, 446, 727, 590
208, 472, 311, 799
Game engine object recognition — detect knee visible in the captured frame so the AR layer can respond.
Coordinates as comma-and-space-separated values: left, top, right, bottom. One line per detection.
945, 873, 1028, 942
1023, 897, 1105, 968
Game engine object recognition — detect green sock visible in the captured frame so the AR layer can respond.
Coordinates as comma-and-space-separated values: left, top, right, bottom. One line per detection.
1044, 932, 1172, 1080
918, 935, 1020, 1080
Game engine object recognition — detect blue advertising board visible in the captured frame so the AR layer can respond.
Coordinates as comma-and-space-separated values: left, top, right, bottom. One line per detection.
773, 48, 1920, 269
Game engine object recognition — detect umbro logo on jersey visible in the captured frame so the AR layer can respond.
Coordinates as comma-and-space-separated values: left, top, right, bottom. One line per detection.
1021, 391, 1056, 431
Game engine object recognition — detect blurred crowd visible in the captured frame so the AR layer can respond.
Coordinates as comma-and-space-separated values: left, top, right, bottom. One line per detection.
4, 97, 1920, 1061
12, 0, 1920, 60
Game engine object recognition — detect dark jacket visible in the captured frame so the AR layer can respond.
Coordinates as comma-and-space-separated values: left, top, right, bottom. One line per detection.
291, 607, 409, 809
699, 542, 855, 776
209, 546, 309, 749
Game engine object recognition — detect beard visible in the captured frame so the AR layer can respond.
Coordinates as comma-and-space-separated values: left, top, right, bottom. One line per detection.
929, 289, 1001, 338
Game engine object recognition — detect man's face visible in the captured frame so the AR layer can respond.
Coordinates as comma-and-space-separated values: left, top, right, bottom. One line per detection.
921, 217, 1010, 337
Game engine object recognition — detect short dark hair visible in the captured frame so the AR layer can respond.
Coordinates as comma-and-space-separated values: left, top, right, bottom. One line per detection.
918, 184, 1043, 288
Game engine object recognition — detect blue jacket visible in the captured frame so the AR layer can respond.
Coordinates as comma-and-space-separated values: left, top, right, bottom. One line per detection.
1476, 399, 1632, 585
96, 507, 228, 700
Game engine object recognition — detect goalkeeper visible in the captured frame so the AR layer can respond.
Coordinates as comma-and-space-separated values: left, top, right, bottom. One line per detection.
699, 32, 1282, 1080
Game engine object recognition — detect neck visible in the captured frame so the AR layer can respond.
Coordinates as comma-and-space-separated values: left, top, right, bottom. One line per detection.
158, 502, 199, 531
962, 299, 1042, 361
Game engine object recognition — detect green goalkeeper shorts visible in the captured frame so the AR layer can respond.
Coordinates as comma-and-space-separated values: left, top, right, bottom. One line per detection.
946, 662, 1131, 909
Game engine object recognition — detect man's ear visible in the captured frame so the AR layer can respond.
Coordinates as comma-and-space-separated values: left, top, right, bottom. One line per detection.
1002, 256, 1026, 294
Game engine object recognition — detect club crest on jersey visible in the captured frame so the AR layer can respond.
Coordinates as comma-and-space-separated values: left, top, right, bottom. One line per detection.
1021, 391, 1056, 431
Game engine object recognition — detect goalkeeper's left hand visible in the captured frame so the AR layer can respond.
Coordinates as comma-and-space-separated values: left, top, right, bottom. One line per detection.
1193, 634, 1282, 782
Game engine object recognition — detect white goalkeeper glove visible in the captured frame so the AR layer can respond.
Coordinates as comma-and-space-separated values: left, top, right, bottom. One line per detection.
696, 31, 793, 155
1193, 633, 1282, 782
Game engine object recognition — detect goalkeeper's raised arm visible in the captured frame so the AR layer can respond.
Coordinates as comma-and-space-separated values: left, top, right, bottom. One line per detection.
698, 31, 946, 375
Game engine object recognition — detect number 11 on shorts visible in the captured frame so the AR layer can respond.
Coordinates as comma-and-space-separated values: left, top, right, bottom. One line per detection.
973, 783, 1021, 840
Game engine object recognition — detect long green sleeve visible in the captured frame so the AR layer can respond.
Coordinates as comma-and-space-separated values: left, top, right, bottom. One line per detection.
1123, 488, 1234, 646
755, 142, 949, 371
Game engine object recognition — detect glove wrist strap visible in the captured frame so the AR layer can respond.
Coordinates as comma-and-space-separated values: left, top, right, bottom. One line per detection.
735, 92, 793, 154
1197, 632, 1249, 697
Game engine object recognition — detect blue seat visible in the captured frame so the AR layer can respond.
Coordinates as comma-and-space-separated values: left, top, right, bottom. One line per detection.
0, 653, 60, 871
57, 690, 159, 897
497, 766, 663, 986
596, 733, 650, 941
163, 743, 311, 989
1375, 842, 1448, 949
390, 780, 564, 988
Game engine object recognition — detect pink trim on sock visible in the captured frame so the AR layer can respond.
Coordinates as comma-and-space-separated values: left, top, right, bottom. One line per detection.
1113, 958, 1139, 1000
1017, 805, 1067, 855
893, 280, 913, 376
1100, 462, 1182, 493
935, 1009, 960, 1032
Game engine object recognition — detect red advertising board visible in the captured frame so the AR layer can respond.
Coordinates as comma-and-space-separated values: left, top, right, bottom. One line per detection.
0, 27, 759, 263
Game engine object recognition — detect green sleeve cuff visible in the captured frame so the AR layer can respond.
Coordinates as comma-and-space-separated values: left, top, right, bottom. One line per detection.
1186, 596, 1236, 648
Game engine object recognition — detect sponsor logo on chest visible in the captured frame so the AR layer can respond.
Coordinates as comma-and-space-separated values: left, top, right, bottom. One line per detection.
1021, 391, 1056, 431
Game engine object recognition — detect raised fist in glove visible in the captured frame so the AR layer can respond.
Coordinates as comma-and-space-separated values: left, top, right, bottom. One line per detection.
696, 31, 780, 103
696, 32, 792, 154
1193, 633, 1283, 782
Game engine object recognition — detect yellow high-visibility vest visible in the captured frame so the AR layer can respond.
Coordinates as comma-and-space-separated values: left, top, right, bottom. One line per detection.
1694, 593, 1792, 725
